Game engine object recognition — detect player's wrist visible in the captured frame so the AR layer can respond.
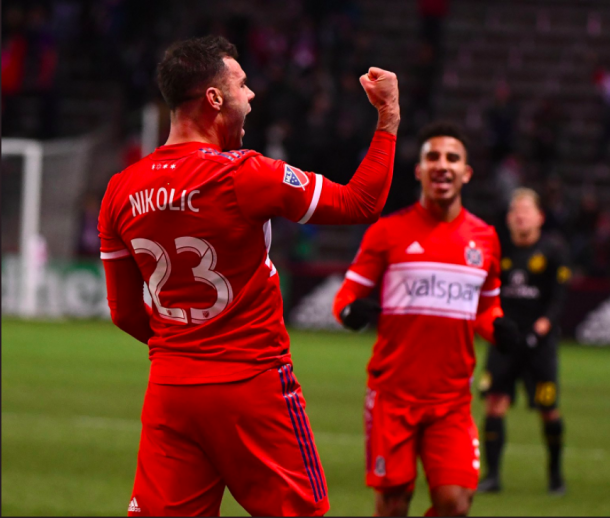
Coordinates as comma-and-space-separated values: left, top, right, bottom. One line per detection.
372, 129, 398, 140
376, 106, 400, 135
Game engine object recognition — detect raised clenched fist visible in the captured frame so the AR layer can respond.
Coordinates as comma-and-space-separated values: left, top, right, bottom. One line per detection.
360, 67, 400, 135
360, 67, 399, 110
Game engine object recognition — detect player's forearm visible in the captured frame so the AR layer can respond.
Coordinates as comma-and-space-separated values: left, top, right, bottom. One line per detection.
347, 130, 396, 220
333, 279, 373, 323
475, 297, 504, 344
103, 258, 154, 345
376, 106, 400, 136
309, 131, 396, 224
110, 304, 154, 344
543, 282, 568, 328
333, 286, 358, 323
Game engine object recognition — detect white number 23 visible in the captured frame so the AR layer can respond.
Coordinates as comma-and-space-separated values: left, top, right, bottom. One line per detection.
131, 237, 233, 324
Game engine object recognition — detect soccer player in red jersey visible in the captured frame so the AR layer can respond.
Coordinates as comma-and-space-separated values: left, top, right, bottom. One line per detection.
98, 35, 399, 516
333, 121, 520, 516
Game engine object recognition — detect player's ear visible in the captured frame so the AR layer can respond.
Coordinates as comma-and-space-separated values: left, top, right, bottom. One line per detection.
462, 165, 473, 185
415, 164, 422, 181
538, 209, 545, 226
205, 87, 223, 111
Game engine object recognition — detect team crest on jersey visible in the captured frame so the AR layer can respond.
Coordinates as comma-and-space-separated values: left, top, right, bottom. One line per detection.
374, 456, 386, 477
464, 241, 483, 267
283, 164, 309, 190
528, 253, 547, 273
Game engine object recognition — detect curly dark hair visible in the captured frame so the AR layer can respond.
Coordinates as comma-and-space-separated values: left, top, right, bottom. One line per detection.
416, 120, 470, 157
157, 35, 238, 111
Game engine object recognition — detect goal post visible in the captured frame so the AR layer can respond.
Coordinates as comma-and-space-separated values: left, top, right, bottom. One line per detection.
2, 136, 103, 318
2, 138, 44, 317
1, 104, 162, 319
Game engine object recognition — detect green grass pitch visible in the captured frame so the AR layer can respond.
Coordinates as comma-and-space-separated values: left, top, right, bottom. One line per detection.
2, 318, 610, 516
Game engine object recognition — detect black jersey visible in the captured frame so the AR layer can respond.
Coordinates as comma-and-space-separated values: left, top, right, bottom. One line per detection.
499, 235, 571, 333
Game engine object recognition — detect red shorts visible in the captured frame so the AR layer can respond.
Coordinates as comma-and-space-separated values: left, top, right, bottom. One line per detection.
364, 388, 480, 492
128, 365, 329, 517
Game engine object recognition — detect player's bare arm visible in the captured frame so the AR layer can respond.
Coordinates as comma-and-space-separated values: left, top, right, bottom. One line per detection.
294, 66, 400, 225
360, 67, 400, 136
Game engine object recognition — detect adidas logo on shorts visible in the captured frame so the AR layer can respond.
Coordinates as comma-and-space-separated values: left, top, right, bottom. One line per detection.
128, 497, 141, 513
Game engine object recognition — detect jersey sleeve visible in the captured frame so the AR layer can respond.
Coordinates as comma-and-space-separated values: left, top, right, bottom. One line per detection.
103, 255, 153, 344
475, 229, 504, 343
234, 130, 396, 224
233, 155, 322, 223
333, 221, 387, 321
98, 174, 130, 260
308, 131, 396, 225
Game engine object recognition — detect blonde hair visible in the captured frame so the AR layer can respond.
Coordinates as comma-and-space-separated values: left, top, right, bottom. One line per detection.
509, 187, 542, 211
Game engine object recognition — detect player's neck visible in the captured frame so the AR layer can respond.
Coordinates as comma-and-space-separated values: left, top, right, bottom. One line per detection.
511, 228, 541, 247
164, 109, 221, 148
420, 196, 463, 222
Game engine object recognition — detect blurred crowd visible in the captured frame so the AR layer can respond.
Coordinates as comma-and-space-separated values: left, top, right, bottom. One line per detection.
2, 0, 609, 278
2, 2, 59, 138
484, 77, 610, 279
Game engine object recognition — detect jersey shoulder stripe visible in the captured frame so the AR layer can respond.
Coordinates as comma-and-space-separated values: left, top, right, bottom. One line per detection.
346, 270, 376, 287
101, 249, 130, 260
298, 174, 323, 224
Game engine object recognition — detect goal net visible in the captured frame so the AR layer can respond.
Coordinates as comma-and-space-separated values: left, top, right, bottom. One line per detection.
1, 137, 110, 318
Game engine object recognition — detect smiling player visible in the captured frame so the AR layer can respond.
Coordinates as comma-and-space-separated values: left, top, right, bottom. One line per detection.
98, 35, 399, 516
334, 121, 520, 516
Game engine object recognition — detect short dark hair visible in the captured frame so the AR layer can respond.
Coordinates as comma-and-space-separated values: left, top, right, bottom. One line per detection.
157, 35, 238, 110
416, 120, 470, 157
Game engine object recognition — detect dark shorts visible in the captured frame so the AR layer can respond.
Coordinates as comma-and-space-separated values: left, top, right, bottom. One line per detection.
478, 337, 559, 411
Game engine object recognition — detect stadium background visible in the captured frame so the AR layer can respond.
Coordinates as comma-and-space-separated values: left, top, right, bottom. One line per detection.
2, 0, 610, 515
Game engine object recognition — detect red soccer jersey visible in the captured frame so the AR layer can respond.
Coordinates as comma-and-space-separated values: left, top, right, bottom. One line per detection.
336, 202, 502, 405
99, 133, 395, 384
